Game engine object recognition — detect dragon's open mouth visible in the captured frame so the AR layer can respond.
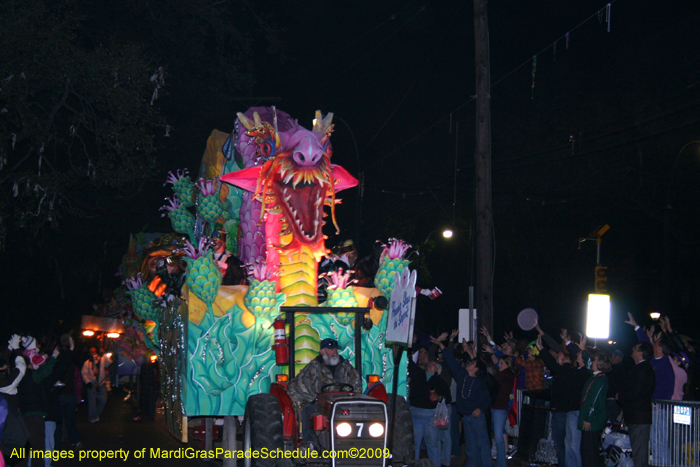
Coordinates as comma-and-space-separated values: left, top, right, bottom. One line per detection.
273, 181, 326, 244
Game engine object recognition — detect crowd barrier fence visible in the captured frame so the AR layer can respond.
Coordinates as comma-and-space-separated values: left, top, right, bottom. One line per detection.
650, 400, 699, 467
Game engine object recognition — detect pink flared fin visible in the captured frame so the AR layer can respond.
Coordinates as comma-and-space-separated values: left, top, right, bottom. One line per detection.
330, 165, 359, 192
220, 166, 263, 192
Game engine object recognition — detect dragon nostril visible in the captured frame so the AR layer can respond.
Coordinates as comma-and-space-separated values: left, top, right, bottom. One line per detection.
293, 151, 306, 164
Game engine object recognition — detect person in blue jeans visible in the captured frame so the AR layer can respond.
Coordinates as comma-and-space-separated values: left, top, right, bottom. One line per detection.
431, 336, 491, 467
483, 351, 518, 467
408, 347, 451, 467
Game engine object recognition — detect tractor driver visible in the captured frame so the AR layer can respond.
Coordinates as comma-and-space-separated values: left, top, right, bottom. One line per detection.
287, 338, 363, 448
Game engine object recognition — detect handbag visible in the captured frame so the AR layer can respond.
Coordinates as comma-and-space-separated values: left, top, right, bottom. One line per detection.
432, 400, 451, 430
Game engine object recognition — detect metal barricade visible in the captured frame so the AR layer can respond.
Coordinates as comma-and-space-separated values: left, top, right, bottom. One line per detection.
650, 400, 700, 467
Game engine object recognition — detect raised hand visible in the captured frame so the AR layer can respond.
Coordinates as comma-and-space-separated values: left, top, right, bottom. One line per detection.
503, 331, 514, 342
437, 332, 449, 342
645, 325, 655, 342
577, 335, 587, 350
450, 329, 459, 340
536, 334, 543, 350
663, 316, 673, 332
479, 325, 491, 341
624, 312, 638, 328
430, 335, 445, 349
560, 328, 569, 342
7, 334, 20, 351
482, 344, 494, 354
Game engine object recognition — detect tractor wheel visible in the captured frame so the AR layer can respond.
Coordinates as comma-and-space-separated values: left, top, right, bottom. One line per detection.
243, 394, 291, 467
387, 394, 415, 465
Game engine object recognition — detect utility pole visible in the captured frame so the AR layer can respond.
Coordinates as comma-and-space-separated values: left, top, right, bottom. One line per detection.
474, 0, 494, 335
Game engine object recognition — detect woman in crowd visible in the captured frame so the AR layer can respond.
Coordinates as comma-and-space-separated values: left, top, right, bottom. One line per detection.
576, 337, 611, 467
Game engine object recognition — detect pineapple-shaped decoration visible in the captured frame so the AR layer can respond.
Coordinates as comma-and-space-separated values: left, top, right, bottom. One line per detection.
374, 238, 412, 300
164, 168, 195, 207
125, 274, 159, 322
323, 268, 358, 326
182, 237, 222, 326
125, 274, 160, 351
244, 262, 279, 319
160, 196, 195, 243
196, 178, 224, 224
244, 262, 284, 351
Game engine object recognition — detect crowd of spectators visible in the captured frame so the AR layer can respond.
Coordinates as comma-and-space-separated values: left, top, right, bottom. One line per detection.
0, 333, 117, 466
407, 313, 698, 467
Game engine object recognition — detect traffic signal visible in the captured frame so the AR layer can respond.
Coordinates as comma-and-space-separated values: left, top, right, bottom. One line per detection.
595, 266, 608, 293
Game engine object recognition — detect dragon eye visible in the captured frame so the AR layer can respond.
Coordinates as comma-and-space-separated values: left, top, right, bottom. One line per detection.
324, 140, 332, 157
261, 141, 273, 159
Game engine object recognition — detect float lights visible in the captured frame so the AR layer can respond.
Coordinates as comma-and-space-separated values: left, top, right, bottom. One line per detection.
650, 312, 661, 320
82, 330, 95, 337
442, 229, 453, 239
150, 355, 158, 363
607, 340, 617, 345
106, 332, 120, 339
586, 294, 610, 339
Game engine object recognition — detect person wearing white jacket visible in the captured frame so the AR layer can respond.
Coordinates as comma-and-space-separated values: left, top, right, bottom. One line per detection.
81, 348, 112, 423
0, 334, 26, 405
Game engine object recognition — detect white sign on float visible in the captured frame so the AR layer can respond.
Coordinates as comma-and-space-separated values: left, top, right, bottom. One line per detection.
385, 266, 417, 348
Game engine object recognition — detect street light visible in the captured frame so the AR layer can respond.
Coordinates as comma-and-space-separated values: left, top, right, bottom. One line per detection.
442, 229, 453, 239
586, 293, 610, 339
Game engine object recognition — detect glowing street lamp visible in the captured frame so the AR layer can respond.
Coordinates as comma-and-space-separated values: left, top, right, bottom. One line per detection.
586, 294, 611, 339
442, 229, 453, 239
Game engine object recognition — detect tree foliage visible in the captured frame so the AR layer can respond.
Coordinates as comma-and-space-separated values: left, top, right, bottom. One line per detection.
0, 0, 165, 244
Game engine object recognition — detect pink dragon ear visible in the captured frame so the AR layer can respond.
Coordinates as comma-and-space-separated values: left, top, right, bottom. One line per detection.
220, 166, 263, 193
330, 165, 359, 192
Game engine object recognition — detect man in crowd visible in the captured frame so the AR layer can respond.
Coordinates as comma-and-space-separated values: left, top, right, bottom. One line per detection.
536, 329, 589, 467
606, 349, 626, 423
625, 313, 674, 465
616, 342, 655, 467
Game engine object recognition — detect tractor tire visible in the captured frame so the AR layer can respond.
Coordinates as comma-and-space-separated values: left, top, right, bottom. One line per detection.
243, 394, 291, 467
387, 394, 415, 465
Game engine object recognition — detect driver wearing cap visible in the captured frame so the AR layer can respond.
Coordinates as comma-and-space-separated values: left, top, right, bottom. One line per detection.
287, 338, 362, 446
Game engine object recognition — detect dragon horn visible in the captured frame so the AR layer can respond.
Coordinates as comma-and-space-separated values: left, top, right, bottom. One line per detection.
237, 112, 255, 131
253, 112, 263, 128
313, 110, 334, 133
323, 112, 334, 130
313, 110, 323, 131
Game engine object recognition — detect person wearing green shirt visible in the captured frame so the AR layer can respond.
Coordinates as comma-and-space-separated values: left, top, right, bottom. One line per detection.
575, 336, 611, 467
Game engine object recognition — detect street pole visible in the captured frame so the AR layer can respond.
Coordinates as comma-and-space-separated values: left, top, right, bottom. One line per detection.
474, 0, 494, 336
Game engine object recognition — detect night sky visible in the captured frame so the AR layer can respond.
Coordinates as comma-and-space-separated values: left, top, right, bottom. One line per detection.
2, 0, 699, 349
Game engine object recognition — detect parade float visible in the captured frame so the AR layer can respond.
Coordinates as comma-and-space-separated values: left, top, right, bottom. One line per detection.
123, 107, 413, 441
